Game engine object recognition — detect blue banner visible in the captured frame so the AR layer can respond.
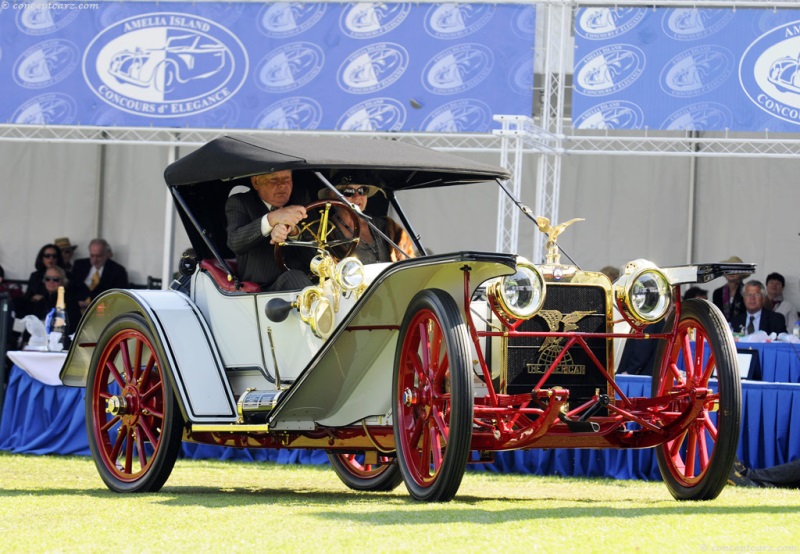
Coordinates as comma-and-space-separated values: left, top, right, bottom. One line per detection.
0, 2, 535, 132
572, 7, 800, 132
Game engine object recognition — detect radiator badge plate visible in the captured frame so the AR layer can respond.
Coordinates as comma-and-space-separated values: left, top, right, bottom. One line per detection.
526, 310, 595, 375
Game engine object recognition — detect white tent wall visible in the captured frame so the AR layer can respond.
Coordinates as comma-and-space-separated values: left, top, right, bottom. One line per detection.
3, 142, 800, 321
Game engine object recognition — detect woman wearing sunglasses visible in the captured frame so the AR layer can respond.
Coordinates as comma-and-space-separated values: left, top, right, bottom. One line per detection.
319, 172, 416, 264
15, 266, 81, 334
24, 243, 66, 303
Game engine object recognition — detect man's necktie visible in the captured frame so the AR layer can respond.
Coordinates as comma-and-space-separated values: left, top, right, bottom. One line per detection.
747, 315, 755, 335
89, 270, 100, 291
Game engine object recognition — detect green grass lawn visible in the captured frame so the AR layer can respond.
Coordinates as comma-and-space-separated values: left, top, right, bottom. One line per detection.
1, 451, 798, 553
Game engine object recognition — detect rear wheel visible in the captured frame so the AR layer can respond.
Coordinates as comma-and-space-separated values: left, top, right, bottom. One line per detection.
86, 314, 183, 493
327, 452, 402, 491
392, 289, 473, 502
652, 299, 741, 500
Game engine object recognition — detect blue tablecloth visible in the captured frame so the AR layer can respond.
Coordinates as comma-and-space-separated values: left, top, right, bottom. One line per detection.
735, 341, 800, 383
1, 366, 798, 481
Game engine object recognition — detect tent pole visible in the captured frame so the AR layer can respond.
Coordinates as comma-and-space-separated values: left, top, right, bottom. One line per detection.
686, 130, 699, 265
161, 142, 178, 289
94, 135, 106, 238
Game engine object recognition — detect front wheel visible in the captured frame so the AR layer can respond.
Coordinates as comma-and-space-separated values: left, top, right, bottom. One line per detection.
327, 452, 403, 491
652, 299, 741, 500
86, 314, 184, 493
392, 289, 473, 502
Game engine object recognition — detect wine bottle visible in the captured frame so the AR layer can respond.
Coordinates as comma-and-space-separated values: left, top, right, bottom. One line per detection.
51, 285, 68, 351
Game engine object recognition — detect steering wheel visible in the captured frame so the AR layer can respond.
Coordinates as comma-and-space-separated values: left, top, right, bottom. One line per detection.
274, 199, 361, 271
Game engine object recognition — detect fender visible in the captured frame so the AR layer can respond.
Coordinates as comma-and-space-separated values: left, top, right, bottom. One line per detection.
59, 289, 238, 423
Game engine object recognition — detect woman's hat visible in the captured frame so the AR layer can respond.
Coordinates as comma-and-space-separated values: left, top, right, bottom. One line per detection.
54, 237, 77, 252
721, 255, 743, 263
318, 171, 384, 199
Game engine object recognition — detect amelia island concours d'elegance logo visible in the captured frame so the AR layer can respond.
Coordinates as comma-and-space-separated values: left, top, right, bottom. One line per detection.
661, 8, 734, 41
337, 42, 408, 94
83, 13, 248, 118
659, 45, 734, 98
424, 3, 494, 39
14, 39, 79, 88
575, 8, 648, 40
572, 100, 644, 130
336, 97, 406, 131
574, 44, 645, 96
254, 96, 322, 130
16, 2, 80, 35
741, 20, 800, 126
258, 2, 326, 38
422, 43, 493, 95
340, 3, 410, 39
255, 42, 324, 93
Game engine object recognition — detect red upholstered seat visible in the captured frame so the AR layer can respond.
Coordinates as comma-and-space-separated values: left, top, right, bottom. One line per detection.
199, 259, 261, 293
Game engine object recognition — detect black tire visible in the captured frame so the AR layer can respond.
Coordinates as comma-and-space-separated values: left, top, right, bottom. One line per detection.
652, 299, 741, 500
327, 452, 403, 492
86, 313, 183, 493
392, 289, 473, 502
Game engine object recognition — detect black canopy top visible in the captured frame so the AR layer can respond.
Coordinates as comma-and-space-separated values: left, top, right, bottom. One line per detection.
164, 133, 510, 189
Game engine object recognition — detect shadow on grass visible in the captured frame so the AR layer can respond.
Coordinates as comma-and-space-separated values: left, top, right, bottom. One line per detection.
2, 483, 795, 523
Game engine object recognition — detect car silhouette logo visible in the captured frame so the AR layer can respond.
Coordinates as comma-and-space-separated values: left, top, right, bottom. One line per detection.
108, 33, 227, 93
16, 2, 80, 35
661, 102, 732, 131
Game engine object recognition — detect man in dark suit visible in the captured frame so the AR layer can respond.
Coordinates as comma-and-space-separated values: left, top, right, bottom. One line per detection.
730, 280, 787, 336
72, 238, 129, 310
225, 170, 312, 291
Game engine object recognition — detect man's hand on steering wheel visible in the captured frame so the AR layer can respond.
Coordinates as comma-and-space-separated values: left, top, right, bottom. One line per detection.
268, 205, 307, 245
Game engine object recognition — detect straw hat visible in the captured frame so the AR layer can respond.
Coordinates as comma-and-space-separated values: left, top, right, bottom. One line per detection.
318, 171, 385, 199
721, 255, 743, 263
54, 237, 77, 252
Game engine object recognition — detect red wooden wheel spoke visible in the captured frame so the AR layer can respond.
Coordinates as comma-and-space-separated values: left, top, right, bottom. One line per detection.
133, 340, 143, 384
693, 332, 705, 382
698, 427, 710, 469
100, 416, 120, 433
141, 354, 155, 389
138, 418, 159, 446
407, 351, 424, 383
120, 339, 133, 383
418, 320, 431, 373
669, 432, 686, 458
685, 428, 698, 478
681, 332, 694, 383
701, 353, 716, 384
431, 405, 449, 444
135, 431, 148, 469
667, 361, 683, 384
430, 426, 443, 473
124, 427, 134, 473
408, 416, 424, 449
141, 380, 163, 402
419, 421, 432, 476
106, 359, 125, 389
703, 413, 718, 440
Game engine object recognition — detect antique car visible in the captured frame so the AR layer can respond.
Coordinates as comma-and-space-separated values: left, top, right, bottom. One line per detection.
60, 134, 753, 502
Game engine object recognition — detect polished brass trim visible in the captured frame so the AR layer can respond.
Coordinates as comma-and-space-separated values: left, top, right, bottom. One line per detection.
192, 423, 270, 433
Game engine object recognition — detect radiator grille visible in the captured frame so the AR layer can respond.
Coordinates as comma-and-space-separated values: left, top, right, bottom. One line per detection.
506, 284, 609, 407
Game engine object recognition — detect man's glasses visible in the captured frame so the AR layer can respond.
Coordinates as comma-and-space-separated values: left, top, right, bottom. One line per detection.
338, 186, 369, 197
44, 276, 61, 282
42, 253, 58, 259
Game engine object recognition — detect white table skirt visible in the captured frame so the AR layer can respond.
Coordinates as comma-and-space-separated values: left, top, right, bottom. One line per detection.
6, 351, 68, 386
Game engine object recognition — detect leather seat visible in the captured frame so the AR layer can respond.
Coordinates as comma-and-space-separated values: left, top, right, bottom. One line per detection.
199, 259, 261, 293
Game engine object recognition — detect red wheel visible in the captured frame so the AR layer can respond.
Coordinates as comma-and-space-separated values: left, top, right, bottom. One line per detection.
393, 289, 473, 502
327, 452, 402, 491
274, 199, 361, 270
86, 314, 183, 493
652, 299, 741, 500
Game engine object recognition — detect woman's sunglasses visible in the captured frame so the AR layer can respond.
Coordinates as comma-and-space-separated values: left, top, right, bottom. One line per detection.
337, 186, 369, 197
42, 253, 58, 259
44, 276, 61, 282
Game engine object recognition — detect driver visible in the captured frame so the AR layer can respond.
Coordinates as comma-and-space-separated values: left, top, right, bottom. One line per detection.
225, 170, 313, 291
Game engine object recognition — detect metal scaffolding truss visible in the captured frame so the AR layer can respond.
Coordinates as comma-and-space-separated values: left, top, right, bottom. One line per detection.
492, 0, 800, 262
